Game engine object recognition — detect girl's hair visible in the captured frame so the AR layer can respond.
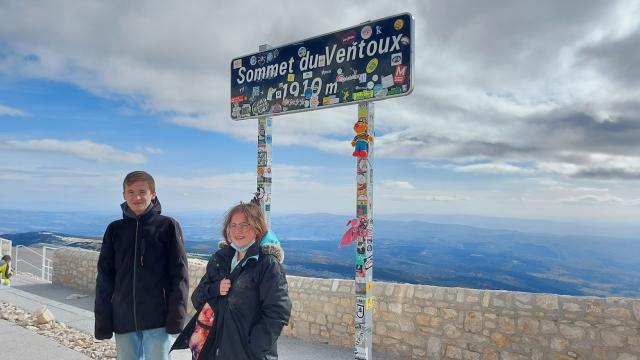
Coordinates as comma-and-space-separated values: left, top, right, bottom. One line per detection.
221, 202, 268, 244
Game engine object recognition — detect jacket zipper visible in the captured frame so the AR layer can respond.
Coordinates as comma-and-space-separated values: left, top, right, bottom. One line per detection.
133, 218, 139, 331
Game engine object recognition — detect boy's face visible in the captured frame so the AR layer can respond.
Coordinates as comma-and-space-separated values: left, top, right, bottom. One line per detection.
123, 180, 156, 216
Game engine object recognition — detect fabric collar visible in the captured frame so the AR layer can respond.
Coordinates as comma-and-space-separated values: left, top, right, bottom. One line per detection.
121, 197, 162, 220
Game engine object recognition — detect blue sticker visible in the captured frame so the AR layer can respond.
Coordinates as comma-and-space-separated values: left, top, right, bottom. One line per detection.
304, 87, 313, 100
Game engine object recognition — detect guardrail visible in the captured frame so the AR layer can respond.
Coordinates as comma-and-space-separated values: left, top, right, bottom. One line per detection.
15, 245, 58, 282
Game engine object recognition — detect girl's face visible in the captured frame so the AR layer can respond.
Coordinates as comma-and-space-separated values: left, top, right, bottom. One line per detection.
227, 212, 257, 248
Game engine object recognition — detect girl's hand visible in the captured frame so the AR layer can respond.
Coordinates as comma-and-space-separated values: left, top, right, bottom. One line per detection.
219, 278, 231, 295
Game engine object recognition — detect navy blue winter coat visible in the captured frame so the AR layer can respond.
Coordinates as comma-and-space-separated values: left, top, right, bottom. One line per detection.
94, 198, 189, 339
172, 236, 291, 359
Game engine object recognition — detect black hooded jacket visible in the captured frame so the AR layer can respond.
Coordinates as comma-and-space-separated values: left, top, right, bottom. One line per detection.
94, 198, 189, 339
172, 240, 291, 359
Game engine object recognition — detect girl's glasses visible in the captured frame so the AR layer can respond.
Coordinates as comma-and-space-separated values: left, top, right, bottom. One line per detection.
229, 222, 251, 232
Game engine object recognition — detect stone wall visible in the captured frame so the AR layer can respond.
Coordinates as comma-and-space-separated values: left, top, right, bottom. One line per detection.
53, 248, 640, 359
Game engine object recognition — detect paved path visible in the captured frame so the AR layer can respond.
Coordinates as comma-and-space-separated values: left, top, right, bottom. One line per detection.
0, 319, 91, 360
0, 275, 404, 360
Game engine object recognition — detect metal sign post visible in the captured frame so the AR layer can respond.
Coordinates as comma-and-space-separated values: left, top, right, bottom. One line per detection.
354, 102, 374, 360
256, 116, 273, 226
256, 44, 273, 227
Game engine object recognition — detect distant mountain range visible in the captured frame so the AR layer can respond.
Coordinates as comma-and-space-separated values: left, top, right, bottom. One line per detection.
1, 210, 639, 297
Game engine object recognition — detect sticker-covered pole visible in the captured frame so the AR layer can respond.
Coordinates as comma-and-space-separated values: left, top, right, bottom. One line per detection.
354, 102, 374, 360
257, 44, 273, 226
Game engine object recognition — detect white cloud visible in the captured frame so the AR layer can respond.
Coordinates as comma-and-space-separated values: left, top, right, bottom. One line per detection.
538, 153, 640, 179
1, 0, 640, 220
0, 139, 146, 164
382, 180, 416, 190
0, 103, 26, 116
2, 0, 638, 169
559, 194, 627, 205
144, 147, 163, 154
388, 194, 471, 202
455, 162, 534, 175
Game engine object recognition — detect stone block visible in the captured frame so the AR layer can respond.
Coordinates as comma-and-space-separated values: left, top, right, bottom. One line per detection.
442, 308, 458, 320
426, 336, 442, 359
536, 295, 559, 310
517, 317, 539, 335
498, 316, 516, 334
490, 332, 507, 348
482, 349, 499, 360
559, 324, 585, 340
540, 319, 558, 334
562, 303, 581, 312
35, 306, 55, 324
464, 311, 483, 333
416, 314, 431, 326
550, 337, 568, 351
445, 345, 462, 359
443, 324, 461, 338
601, 330, 625, 347
606, 307, 632, 320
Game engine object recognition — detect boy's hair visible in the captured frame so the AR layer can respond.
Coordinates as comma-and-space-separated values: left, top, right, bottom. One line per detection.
123, 171, 156, 193
1, 255, 10, 261
222, 202, 268, 244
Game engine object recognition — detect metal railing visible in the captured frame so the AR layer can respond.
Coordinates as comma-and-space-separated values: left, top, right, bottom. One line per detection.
15, 245, 58, 282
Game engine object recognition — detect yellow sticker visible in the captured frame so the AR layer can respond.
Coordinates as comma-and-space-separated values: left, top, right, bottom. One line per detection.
394, 19, 404, 30
366, 282, 373, 293
365, 297, 374, 309
288, 73, 295, 82
358, 106, 368, 118
366, 58, 378, 74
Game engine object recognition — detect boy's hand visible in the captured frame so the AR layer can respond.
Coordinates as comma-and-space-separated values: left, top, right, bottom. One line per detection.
219, 278, 231, 295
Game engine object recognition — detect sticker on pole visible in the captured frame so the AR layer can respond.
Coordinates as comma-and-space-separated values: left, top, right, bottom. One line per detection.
230, 13, 414, 120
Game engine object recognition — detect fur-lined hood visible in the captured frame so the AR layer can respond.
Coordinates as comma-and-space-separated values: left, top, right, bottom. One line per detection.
219, 230, 284, 263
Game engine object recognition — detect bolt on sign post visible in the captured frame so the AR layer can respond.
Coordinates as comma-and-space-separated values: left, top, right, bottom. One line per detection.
230, 13, 414, 360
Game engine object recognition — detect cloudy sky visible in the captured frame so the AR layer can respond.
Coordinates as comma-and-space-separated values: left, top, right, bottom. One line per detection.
0, 0, 639, 224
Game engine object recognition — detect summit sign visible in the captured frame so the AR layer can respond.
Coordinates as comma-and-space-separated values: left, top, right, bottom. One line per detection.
230, 13, 414, 120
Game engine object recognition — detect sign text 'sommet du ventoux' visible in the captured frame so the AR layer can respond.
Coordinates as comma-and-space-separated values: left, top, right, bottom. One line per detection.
230, 13, 414, 120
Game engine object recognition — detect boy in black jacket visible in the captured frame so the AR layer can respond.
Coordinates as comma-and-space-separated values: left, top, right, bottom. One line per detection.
95, 171, 189, 360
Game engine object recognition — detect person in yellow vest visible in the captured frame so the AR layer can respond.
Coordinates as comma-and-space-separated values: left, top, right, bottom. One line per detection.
0, 255, 14, 286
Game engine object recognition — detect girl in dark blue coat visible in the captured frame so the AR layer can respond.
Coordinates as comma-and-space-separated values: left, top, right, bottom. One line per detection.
172, 202, 291, 360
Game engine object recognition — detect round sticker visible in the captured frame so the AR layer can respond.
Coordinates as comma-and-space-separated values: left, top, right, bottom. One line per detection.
267, 52, 273, 62
310, 95, 319, 107
250, 56, 257, 66
394, 19, 404, 30
401, 35, 410, 46
367, 81, 374, 90
366, 58, 378, 74
372, 74, 379, 82
337, 68, 343, 74
298, 47, 307, 57
361, 25, 372, 40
